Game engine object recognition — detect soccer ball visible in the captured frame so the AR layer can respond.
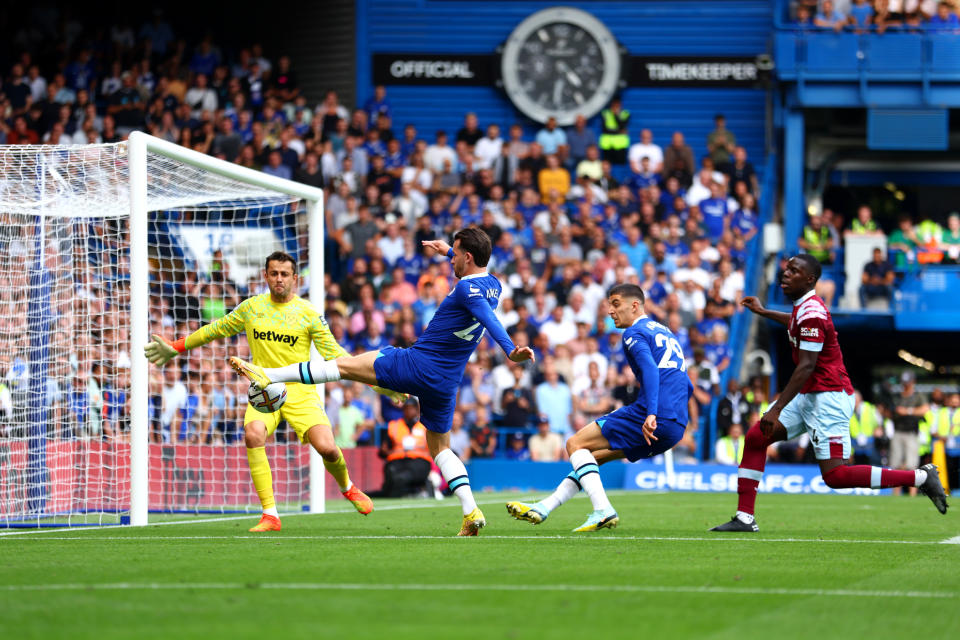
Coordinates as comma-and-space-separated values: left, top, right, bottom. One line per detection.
248, 382, 287, 413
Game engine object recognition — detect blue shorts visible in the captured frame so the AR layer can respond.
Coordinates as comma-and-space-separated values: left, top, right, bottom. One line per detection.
597, 404, 686, 462
373, 346, 458, 434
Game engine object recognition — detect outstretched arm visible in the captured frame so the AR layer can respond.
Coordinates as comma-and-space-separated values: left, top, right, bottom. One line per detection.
741, 296, 790, 326
462, 292, 534, 363
421, 238, 452, 257
145, 302, 248, 366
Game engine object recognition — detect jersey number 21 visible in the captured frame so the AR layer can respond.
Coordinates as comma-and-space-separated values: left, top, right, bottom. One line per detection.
454, 321, 484, 343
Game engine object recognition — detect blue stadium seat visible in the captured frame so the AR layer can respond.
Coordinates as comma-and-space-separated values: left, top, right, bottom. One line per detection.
929, 35, 960, 77
865, 34, 923, 74
803, 33, 860, 75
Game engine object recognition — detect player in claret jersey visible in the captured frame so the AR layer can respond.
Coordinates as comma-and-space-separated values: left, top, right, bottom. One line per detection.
711, 254, 947, 532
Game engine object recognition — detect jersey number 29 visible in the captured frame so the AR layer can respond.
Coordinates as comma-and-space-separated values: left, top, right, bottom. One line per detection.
654, 333, 687, 371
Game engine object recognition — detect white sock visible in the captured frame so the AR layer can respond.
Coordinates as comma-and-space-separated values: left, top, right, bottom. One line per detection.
266, 360, 341, 384
435, 448, 477, 515
915, 469, 928, 487
735, 510, 754, 524
570, 449, 612, 512
539, 475, 580, 513
263, 506, 279, 518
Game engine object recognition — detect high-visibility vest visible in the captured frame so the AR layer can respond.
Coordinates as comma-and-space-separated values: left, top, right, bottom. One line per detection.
849, 401, 878, 438
850, 401, 879, 455
717, 436, 744, 464
386, 418, 432, 462
851, 219, 877, 234
916, 220, 942, 246
919, 410, 935, 457
935, 407, 960, 438
803, 225, 831, 262
599, 109, 630, 151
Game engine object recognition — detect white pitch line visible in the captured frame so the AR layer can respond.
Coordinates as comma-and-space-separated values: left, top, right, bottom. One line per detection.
0, 495, 542, 537
0, 581, 954, 599
942, 535, 960, 545
4, 534, 959, 545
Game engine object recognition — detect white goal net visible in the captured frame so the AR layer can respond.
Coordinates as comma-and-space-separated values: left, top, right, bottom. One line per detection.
0, 134, 325, 527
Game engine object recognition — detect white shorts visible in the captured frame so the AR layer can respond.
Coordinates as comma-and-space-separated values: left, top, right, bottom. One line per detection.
778, 391, 855, 461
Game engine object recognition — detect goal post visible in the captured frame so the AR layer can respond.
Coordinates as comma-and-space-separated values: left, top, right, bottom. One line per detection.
0, 133, 326, 528
126, 132, 327, 526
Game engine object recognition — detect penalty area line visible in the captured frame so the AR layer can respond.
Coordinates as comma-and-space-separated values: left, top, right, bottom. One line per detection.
0, 582, 954, 599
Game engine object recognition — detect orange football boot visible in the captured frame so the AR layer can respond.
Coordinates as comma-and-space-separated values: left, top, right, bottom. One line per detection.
342, 485, 374, 515
248, 514, 282, 532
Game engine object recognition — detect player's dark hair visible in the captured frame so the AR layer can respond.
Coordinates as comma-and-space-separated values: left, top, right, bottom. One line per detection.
607, 283, 645, 304
264, 251, 298, 274
792, 253, 822, 282
454, 227, 492, 267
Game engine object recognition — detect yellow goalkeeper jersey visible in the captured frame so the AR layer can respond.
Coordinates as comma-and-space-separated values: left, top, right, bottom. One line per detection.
186, 293, 347, 367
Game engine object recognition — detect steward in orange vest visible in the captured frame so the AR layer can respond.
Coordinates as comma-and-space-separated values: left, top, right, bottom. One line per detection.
377, 397, 432, 497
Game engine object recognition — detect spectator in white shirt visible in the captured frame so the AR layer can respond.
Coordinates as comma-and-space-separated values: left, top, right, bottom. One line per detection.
571, 337, 608, 385
628, 128, 664, 175
539, 306, 577, 348
184, 73, 218, 119
160, 365, 187, 444
473, 124, 503, 170
673, 252, 711, 291
377, 220, 405, 266
424, 130, 457, 174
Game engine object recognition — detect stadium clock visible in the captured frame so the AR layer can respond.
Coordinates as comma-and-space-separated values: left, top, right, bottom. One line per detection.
498, 6, 624, 126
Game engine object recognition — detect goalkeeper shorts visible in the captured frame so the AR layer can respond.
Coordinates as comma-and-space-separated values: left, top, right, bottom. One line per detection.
244, 382, 331, 443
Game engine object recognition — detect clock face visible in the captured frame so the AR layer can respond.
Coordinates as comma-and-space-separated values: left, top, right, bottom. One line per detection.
500, 7, 621, 126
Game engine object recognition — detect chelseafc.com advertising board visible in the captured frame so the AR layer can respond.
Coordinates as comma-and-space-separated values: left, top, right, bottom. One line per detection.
623, 463, 891, 496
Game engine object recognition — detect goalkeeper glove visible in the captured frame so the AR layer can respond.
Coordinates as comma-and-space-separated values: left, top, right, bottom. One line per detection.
144, 334, 185, 366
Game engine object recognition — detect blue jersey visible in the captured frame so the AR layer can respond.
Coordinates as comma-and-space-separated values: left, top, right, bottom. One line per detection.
410, 271, 515, 382
621, 316, 693, 424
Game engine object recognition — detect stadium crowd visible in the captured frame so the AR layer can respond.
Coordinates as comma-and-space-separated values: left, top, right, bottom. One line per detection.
791, 0, 960, 31
2, 9, 955, 477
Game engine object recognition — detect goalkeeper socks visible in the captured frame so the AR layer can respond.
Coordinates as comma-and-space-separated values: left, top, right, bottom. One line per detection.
323, 447, 352, 492
246, 447, 277, 515
435, 448, 477, 516
570, 449, 612, 512
736, 422, 774, 516
540, 472, 581, 513
266, 360, 341, 385
821, 465, 923, 489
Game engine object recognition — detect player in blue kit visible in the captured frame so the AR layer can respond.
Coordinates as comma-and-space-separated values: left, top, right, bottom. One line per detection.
507, 283, 693, 531
230, 228, 535, 536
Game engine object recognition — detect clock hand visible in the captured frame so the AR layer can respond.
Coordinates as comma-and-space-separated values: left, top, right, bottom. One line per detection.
552, 78, 565, 106
556, 60, 582, 88
565, 68, 582, 88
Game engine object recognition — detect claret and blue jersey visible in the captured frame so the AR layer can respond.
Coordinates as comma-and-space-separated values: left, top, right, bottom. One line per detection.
373, 271, 516, 434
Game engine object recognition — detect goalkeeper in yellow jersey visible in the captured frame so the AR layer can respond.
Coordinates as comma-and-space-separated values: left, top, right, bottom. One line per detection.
144, 251, 402, 532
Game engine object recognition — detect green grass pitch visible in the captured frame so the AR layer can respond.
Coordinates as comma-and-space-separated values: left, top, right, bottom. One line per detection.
2, 491, 958, 639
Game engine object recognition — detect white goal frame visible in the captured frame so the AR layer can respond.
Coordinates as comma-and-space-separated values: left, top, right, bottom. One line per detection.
127, 132, 326, 526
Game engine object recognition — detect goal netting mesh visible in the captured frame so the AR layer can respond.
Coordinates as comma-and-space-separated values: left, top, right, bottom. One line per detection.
0, 140, 317, 527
